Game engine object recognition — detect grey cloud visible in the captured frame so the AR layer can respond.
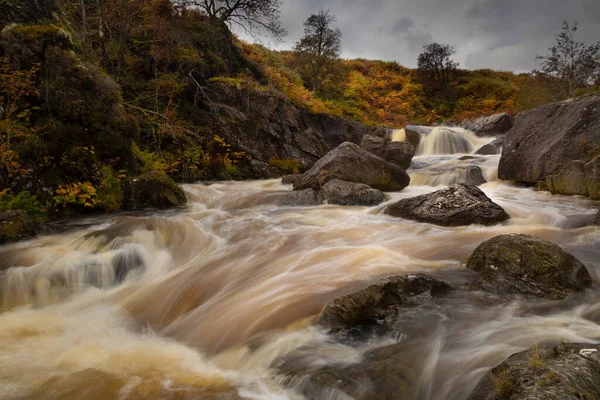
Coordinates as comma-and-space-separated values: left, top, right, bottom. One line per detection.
235, 0, 600, 71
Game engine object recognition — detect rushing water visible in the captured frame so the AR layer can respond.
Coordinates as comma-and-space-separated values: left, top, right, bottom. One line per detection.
1, 129, 600, 399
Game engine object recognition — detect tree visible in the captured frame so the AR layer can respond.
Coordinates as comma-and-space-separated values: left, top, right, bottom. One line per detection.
536, 21, 600, 97
293, 10, 342, 94
178, 0, 285, 39
417, 43, 458, 86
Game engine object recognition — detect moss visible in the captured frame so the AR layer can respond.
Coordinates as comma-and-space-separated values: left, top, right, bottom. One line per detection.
97, 166, 123, 212
122, 171, 187, 210
0, 210, 35, 244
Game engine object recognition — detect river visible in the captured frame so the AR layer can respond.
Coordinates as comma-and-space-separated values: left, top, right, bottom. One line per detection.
1, 129, 599, 399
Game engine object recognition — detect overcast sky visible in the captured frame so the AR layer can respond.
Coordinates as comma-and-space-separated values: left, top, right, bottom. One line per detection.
237, 0, 600, 72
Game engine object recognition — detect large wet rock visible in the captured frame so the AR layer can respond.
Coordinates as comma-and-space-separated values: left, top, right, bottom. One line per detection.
404, 125, 431, 148
461, 113, 513, 137
466, 234, 592, 300
319, 274, 452, 337
279, 189, 321, 207
294, 142, 410, 192
546, 157, 600, 199
546, 160, 588, 196
322, 180, 386, 206
468, 343, 600, 400
281, 174, 302, 186
122, 171, 187, 210
384, 184, 509, 227
465, 166, 488, 186
499, 96, 600, 184
0, 211, 36, 244
360, 135, 415, 169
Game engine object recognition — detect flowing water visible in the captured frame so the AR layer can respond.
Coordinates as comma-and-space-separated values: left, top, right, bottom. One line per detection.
1, 129, 600, 399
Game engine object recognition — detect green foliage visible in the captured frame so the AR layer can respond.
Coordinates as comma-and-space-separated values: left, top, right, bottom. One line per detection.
0, 190, 49, 222
97, 166, 124, 212
268, 157, 300, 174
53, 181, 99, 209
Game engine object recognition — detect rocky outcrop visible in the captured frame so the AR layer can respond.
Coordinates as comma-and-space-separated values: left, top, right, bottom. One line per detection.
0, 211, 36, 244
0, 0, 57, 29
466, 234, 592, 300
384, 184, 509, 226
279, 189, 321, 207
208, 83, 366, 170
319, 274, 452, 337
585, 156, 600, 199
468, 343, 600, 400
294, 142, 410, 192
461, 113, 513, 137
122, 171, 187, 210
498, 96, 600, 184
321, 180, 386, 206
360, 135, 415, 169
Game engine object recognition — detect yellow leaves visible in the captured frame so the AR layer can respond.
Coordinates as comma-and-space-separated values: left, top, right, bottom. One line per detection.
53, 182, 100, 209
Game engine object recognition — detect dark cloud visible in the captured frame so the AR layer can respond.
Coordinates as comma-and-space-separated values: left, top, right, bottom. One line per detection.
235, 0, 600, 71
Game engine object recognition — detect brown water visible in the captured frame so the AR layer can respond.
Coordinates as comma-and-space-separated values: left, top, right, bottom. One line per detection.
1, 130, 600, 399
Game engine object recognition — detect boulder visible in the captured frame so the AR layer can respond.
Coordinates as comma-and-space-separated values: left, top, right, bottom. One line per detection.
322, 179, 386, 206
592, 210, 600, 226
475, 144, 499, 155
384, 184, 509, 227
499, 96, 600, 183
584, 156, 600, 200
404, 125, 432, 148
281, 174, 301, 186
279, 189, 321, 207
294, 142, 410, 192
546, 160, 588, 196
361, 135, 415, 169
122, 171, 187, 210
466, 234, 592, 300
0, 210, 36, 244
461, 113, 513, 137
468, 343, 600, 400
319, 274, 452, 337
465, 166, 487, 186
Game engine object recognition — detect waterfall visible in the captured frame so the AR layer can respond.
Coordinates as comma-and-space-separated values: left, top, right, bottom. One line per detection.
416, 127, 474, 155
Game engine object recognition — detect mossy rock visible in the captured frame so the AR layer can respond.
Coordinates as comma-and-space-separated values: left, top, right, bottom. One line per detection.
122, 171, 187, 210
0, 210, 36, 244
0, 23, 72, 67
0, 0, 57, 29
466, 234, 592, 299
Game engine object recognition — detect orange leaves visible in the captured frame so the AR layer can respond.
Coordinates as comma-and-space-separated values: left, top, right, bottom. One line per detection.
53, 182, 100, 209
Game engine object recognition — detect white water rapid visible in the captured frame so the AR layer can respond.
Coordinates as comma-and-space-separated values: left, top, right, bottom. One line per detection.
1, 129, 599, 399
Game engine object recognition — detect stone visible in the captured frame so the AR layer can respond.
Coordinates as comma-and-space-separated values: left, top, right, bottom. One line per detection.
321, 179, 386, 206
279, 189, 321, 207
122, 171, 187, 210
475, 144, 499, 155
499, 96, 600, 183
361, 135, 415, 169
465, 166, 487, 186
384, 183, 509, 227
466, 234, 592, 300
584, 156, 600, 200
468, 343, 600, 400
404, 125, 432, 148
319, 274, 452, 337
461, 113, 513, 137
592, 210, 600, 226
294, 142, 410, 192
546, 160, 588, 196
0, 210, 36, 244
281, 174, 302, 186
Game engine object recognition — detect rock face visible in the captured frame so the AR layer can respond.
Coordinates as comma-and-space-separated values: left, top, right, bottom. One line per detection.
0, 211, 36, 244
122, 171, 187, 210
294, 142, 410, 192
546, 160, 589, 196
584, 156, 600, 199
498, 96, 600, 184
281, 174, 301, 186
384, 183, 509, 227
319, 274, 452, 337
321, 179, 386, 206
466, 234, 592, 300
461, 113, 513, 137
279, 189, 321, 207
209, 83, 366, 170
360, 135, 415, 169
468, 343, 600, 400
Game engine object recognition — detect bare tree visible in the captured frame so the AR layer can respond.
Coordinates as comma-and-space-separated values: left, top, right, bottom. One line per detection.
294, 10, 341, 93
177, 0, 285, 39
417, 43, 459, 86
536, 21, 600, 97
